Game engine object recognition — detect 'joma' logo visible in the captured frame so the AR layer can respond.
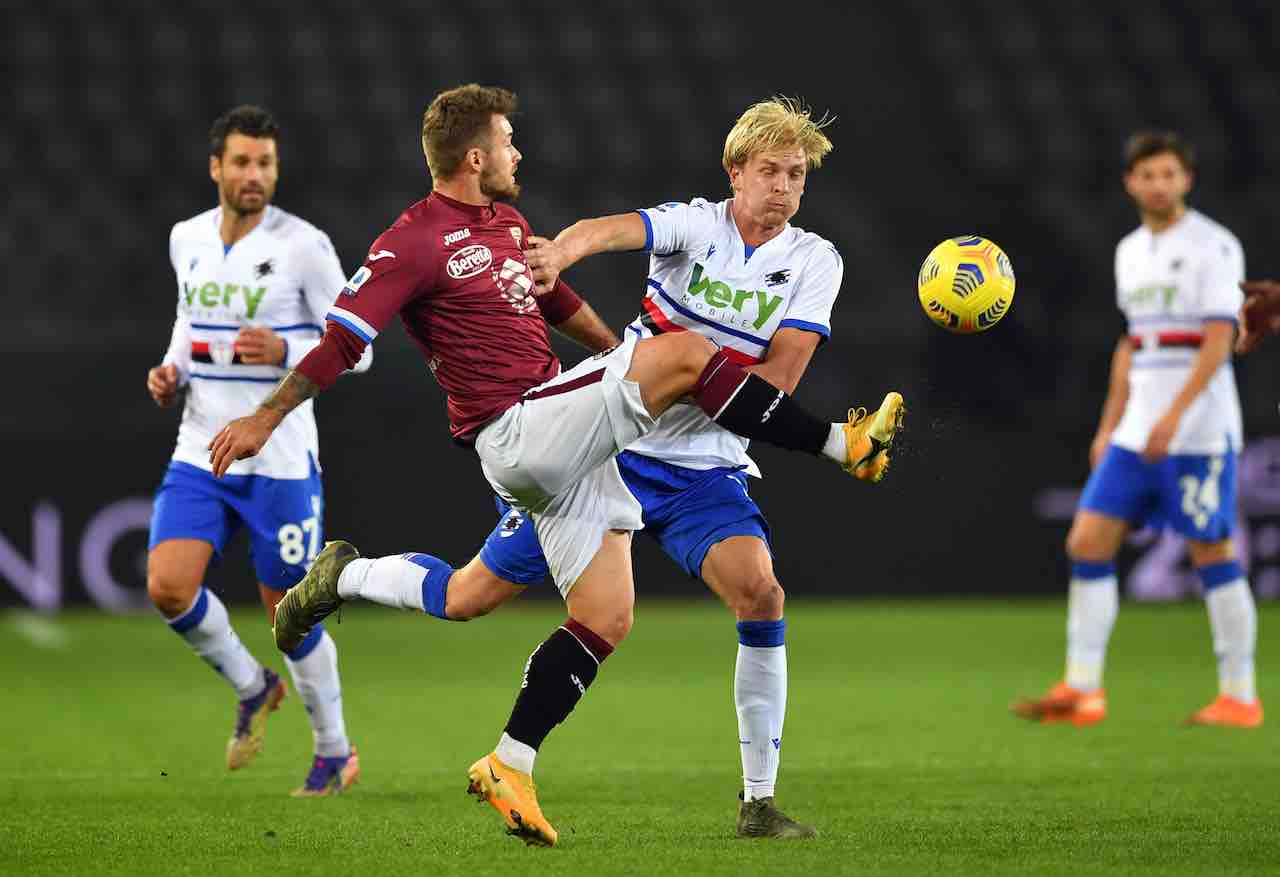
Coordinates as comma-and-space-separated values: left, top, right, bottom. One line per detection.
765, 269, 791, 286
254, 259, 274, 279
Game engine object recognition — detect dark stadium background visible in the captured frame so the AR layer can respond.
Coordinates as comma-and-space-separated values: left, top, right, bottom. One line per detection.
4, 0, 1280, 610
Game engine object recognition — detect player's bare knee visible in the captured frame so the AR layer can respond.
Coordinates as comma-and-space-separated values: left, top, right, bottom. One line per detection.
678, 332, 719, 376
146, 569, 194, 618
732, 575, 784, 620
652, 331, 717, 383
1065, 523, 1106, 562
577, 606, 633, 647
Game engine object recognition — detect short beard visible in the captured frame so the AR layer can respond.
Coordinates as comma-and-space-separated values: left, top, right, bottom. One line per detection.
1141, 202, 1177, 223
225, 187, 268, 217
480, 172, 520, 203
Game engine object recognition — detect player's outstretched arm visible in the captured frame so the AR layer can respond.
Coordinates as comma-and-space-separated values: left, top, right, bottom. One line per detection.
207, 370, 320, 477
526, 213, 648, 292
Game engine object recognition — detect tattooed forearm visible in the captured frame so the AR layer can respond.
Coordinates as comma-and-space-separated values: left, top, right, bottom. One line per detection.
258, 370, 320, 420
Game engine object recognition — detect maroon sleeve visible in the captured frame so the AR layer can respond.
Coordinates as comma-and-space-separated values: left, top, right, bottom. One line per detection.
296, 323, 367, 389
298, 223, 434, 388
538, 277, 584, 325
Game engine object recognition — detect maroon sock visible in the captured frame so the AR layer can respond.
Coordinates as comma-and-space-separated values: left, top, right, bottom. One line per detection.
693, 351, 829, 454
502, 618, 613, 751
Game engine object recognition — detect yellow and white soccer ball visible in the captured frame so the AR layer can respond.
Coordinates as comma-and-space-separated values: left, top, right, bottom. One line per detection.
917, 236, 1015, 334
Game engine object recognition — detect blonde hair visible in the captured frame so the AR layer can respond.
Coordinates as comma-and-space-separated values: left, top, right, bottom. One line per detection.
721, 96, 834, 174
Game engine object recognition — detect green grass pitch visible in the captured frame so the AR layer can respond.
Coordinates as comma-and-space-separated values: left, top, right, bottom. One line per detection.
3, 599, 1277, 875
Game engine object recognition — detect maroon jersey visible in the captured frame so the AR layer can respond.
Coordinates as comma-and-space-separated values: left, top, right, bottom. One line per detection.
298, 192, 582, 440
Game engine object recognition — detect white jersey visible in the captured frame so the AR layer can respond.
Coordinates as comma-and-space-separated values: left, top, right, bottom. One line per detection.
162, 205, 372, 479
1111, 209, 1244, 456
625, 198, 843, 474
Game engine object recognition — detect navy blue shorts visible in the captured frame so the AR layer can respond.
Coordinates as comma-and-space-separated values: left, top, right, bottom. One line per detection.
479, 450, 771, 585
1079, 445, 1237, 541
149, 459, 324, 589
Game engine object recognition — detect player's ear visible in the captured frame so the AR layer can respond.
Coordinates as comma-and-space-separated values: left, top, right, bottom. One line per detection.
209, 154, 221, 185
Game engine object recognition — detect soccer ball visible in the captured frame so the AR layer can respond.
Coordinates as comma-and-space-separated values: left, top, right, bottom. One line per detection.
917, 236, 1015, 333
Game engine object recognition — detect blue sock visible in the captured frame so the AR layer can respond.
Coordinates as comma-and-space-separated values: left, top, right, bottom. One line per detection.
286, 622, 326, 661
1198, 560, 1243, 592
736, 619, 786, 647
1070, 560, 1116, 581
404, 553, 454, 620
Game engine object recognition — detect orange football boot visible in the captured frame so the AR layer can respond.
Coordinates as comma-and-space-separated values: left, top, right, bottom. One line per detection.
1183, 695, 1263, 728
466, 752, 558, 847
1011, 681, 1107, 726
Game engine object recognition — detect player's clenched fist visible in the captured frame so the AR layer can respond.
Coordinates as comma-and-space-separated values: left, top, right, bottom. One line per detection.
234, 326, 287, 365
147, 364, 182, 407
208, 410, 279, 478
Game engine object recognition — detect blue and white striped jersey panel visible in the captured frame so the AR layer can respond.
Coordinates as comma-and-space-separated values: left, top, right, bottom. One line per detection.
626, 197, 843, 474
164, 205, 354, 478
1111, 209, 1244, 456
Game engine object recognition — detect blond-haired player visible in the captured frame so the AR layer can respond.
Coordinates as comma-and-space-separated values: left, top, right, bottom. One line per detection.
274, 96, 887, 841
1013, 131, 1261, 729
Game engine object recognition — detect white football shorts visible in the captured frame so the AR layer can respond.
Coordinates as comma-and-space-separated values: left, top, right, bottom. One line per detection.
474, 333, 653, 595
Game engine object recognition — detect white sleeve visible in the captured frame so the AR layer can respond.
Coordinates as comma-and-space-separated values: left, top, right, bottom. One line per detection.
778, 242, 842, 342
635, 199, 718, 256
295, 231, 373, 372
160, 306, 192, 386
1194, 235, 1245, 321
162, 224, 191, 384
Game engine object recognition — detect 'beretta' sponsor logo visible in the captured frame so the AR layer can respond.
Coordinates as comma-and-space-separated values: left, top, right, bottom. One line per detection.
447, 244, 492, 279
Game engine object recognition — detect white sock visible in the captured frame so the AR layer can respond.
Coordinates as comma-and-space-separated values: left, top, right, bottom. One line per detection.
338, 556, 426, 610
283, 626, 350, 758
166, 587, 265, 700
736, 633, 787, 802
1205, 579, 1258, 703
1065, 575, 1118, 692
821, 423, 846, 464
495, 731, 536, 775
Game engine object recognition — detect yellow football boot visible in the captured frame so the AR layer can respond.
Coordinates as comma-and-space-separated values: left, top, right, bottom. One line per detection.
466, 752, 558, 847
842, 392, 905, 482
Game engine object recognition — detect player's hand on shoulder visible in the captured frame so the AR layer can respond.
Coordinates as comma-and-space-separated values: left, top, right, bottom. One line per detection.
235, 326, 287, 365
207, 411, 277, 478
525, 235, 566, 294
147, 363, 182, 408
